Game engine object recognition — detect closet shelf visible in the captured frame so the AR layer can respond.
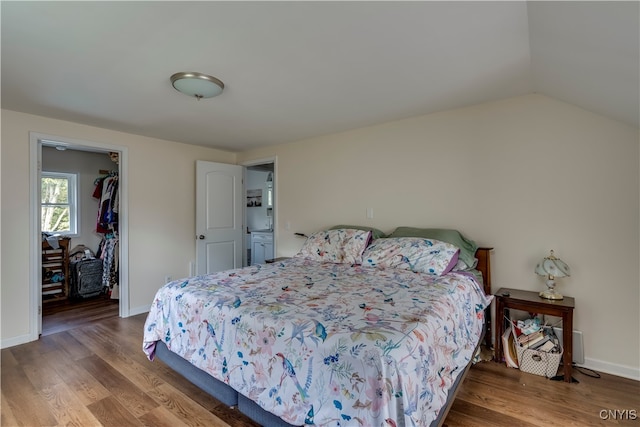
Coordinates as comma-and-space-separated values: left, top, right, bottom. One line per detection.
42, 237, 70, 303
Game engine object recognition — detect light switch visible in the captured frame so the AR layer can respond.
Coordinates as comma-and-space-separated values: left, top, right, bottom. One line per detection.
366, 208, 374, 219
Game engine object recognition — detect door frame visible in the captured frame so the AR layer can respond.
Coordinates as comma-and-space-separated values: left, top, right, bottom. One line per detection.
241, 156, 277, 263
29, 132, 129, 340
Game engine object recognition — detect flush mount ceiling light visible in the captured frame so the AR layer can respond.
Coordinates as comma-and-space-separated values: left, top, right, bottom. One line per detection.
170, 72, 224, 100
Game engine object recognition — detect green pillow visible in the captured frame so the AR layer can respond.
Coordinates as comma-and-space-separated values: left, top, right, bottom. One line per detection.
329, 225, 387, 240
387, 227, 478, 267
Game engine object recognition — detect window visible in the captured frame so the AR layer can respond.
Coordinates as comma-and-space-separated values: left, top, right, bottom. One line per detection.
41, 171, 78, 235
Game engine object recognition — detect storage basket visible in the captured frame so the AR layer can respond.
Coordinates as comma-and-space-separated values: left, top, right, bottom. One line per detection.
516, 344, 562, 378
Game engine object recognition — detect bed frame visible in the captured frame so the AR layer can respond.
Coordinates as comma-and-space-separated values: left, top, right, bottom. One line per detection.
153, 247, 493, 427
476, 247, 493, 348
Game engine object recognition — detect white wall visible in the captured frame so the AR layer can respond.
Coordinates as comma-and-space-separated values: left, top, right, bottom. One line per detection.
1, 109, 236, 346
238, 94, 640, 379
41, 146, 116, 253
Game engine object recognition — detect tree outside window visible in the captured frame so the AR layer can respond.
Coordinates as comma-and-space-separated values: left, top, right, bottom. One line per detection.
41, 172, 78, 235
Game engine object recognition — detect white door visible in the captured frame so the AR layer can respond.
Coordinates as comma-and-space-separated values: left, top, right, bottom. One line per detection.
196, 161, 244, 275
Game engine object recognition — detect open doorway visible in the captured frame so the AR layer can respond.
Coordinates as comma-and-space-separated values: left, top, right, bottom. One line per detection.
243, 159, 276, 267
30, 133, 129, 340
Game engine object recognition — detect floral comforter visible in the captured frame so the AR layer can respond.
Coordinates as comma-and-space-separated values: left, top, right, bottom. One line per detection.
143, 257, 492, 426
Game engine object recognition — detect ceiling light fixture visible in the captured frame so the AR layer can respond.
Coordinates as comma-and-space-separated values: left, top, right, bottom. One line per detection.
170, 71, 224, 100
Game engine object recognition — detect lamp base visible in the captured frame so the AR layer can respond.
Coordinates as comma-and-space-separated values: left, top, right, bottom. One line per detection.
539, 290, 564, 300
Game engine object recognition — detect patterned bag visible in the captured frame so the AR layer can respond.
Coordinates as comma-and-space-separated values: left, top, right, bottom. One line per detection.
516, 345, 563, 378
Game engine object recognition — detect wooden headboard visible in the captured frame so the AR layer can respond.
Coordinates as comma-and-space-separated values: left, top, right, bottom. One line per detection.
475, 247, 493, 347
475, 247, 493, 296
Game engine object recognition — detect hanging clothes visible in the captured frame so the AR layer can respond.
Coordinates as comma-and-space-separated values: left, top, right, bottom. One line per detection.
93, 172, 119, 233
98, 233, 119, 299
94, 171, 120, 299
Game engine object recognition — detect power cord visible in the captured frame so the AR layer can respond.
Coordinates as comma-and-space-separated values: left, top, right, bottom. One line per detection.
572, 363, 601, 379
550, 361, 601, 382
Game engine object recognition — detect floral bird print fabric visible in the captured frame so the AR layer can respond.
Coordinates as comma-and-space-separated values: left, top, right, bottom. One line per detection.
143, 257, 492, 426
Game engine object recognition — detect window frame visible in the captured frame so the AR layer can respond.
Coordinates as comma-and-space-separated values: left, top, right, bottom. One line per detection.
41, 171, 80, 236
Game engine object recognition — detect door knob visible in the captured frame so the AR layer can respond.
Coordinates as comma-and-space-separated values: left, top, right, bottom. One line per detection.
198, 235, 205, 240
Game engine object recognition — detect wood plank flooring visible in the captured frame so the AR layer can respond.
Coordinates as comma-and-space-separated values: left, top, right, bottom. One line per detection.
42, 295, 119, 336
2, 313, 638, 426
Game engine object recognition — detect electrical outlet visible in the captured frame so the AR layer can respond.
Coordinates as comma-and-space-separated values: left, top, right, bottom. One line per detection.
553, 327, 584, 365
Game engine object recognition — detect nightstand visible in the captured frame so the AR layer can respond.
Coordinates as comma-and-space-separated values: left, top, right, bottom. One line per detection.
494, 287, 575, 382
265, 257, 290, 263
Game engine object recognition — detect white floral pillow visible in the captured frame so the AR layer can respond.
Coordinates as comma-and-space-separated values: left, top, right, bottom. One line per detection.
361, 237, 460, 275
295, 229, 372, 264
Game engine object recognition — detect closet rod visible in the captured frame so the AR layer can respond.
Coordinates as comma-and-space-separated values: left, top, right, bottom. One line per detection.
98, 169, 119, 175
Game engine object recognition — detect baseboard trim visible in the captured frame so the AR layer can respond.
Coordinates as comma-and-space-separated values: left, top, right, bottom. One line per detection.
128, 304, 151, 317
582, 357, 640, 381
1, 333, 34, 349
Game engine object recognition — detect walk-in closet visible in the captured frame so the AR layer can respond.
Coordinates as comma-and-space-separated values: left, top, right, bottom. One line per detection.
41, 146, 120, 334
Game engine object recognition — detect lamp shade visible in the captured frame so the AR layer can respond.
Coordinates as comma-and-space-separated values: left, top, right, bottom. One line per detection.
170, 72, 224, 99
535, 250, 570, 278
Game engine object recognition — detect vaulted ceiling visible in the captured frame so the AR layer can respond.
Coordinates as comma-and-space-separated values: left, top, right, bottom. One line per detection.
2, 1, 638, 152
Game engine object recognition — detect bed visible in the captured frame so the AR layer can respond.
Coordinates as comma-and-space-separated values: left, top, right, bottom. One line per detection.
143, 227, 493, 426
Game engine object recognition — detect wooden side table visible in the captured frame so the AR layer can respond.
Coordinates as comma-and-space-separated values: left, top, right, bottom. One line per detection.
494, 287, 575, 382
265, 257, 290, 263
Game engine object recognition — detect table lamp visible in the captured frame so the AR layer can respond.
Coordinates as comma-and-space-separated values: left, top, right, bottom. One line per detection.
535, 250, 570, 300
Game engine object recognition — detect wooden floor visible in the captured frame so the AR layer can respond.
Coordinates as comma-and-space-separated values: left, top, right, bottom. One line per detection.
2, 313, 638, 426
42, 294, 120, 336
